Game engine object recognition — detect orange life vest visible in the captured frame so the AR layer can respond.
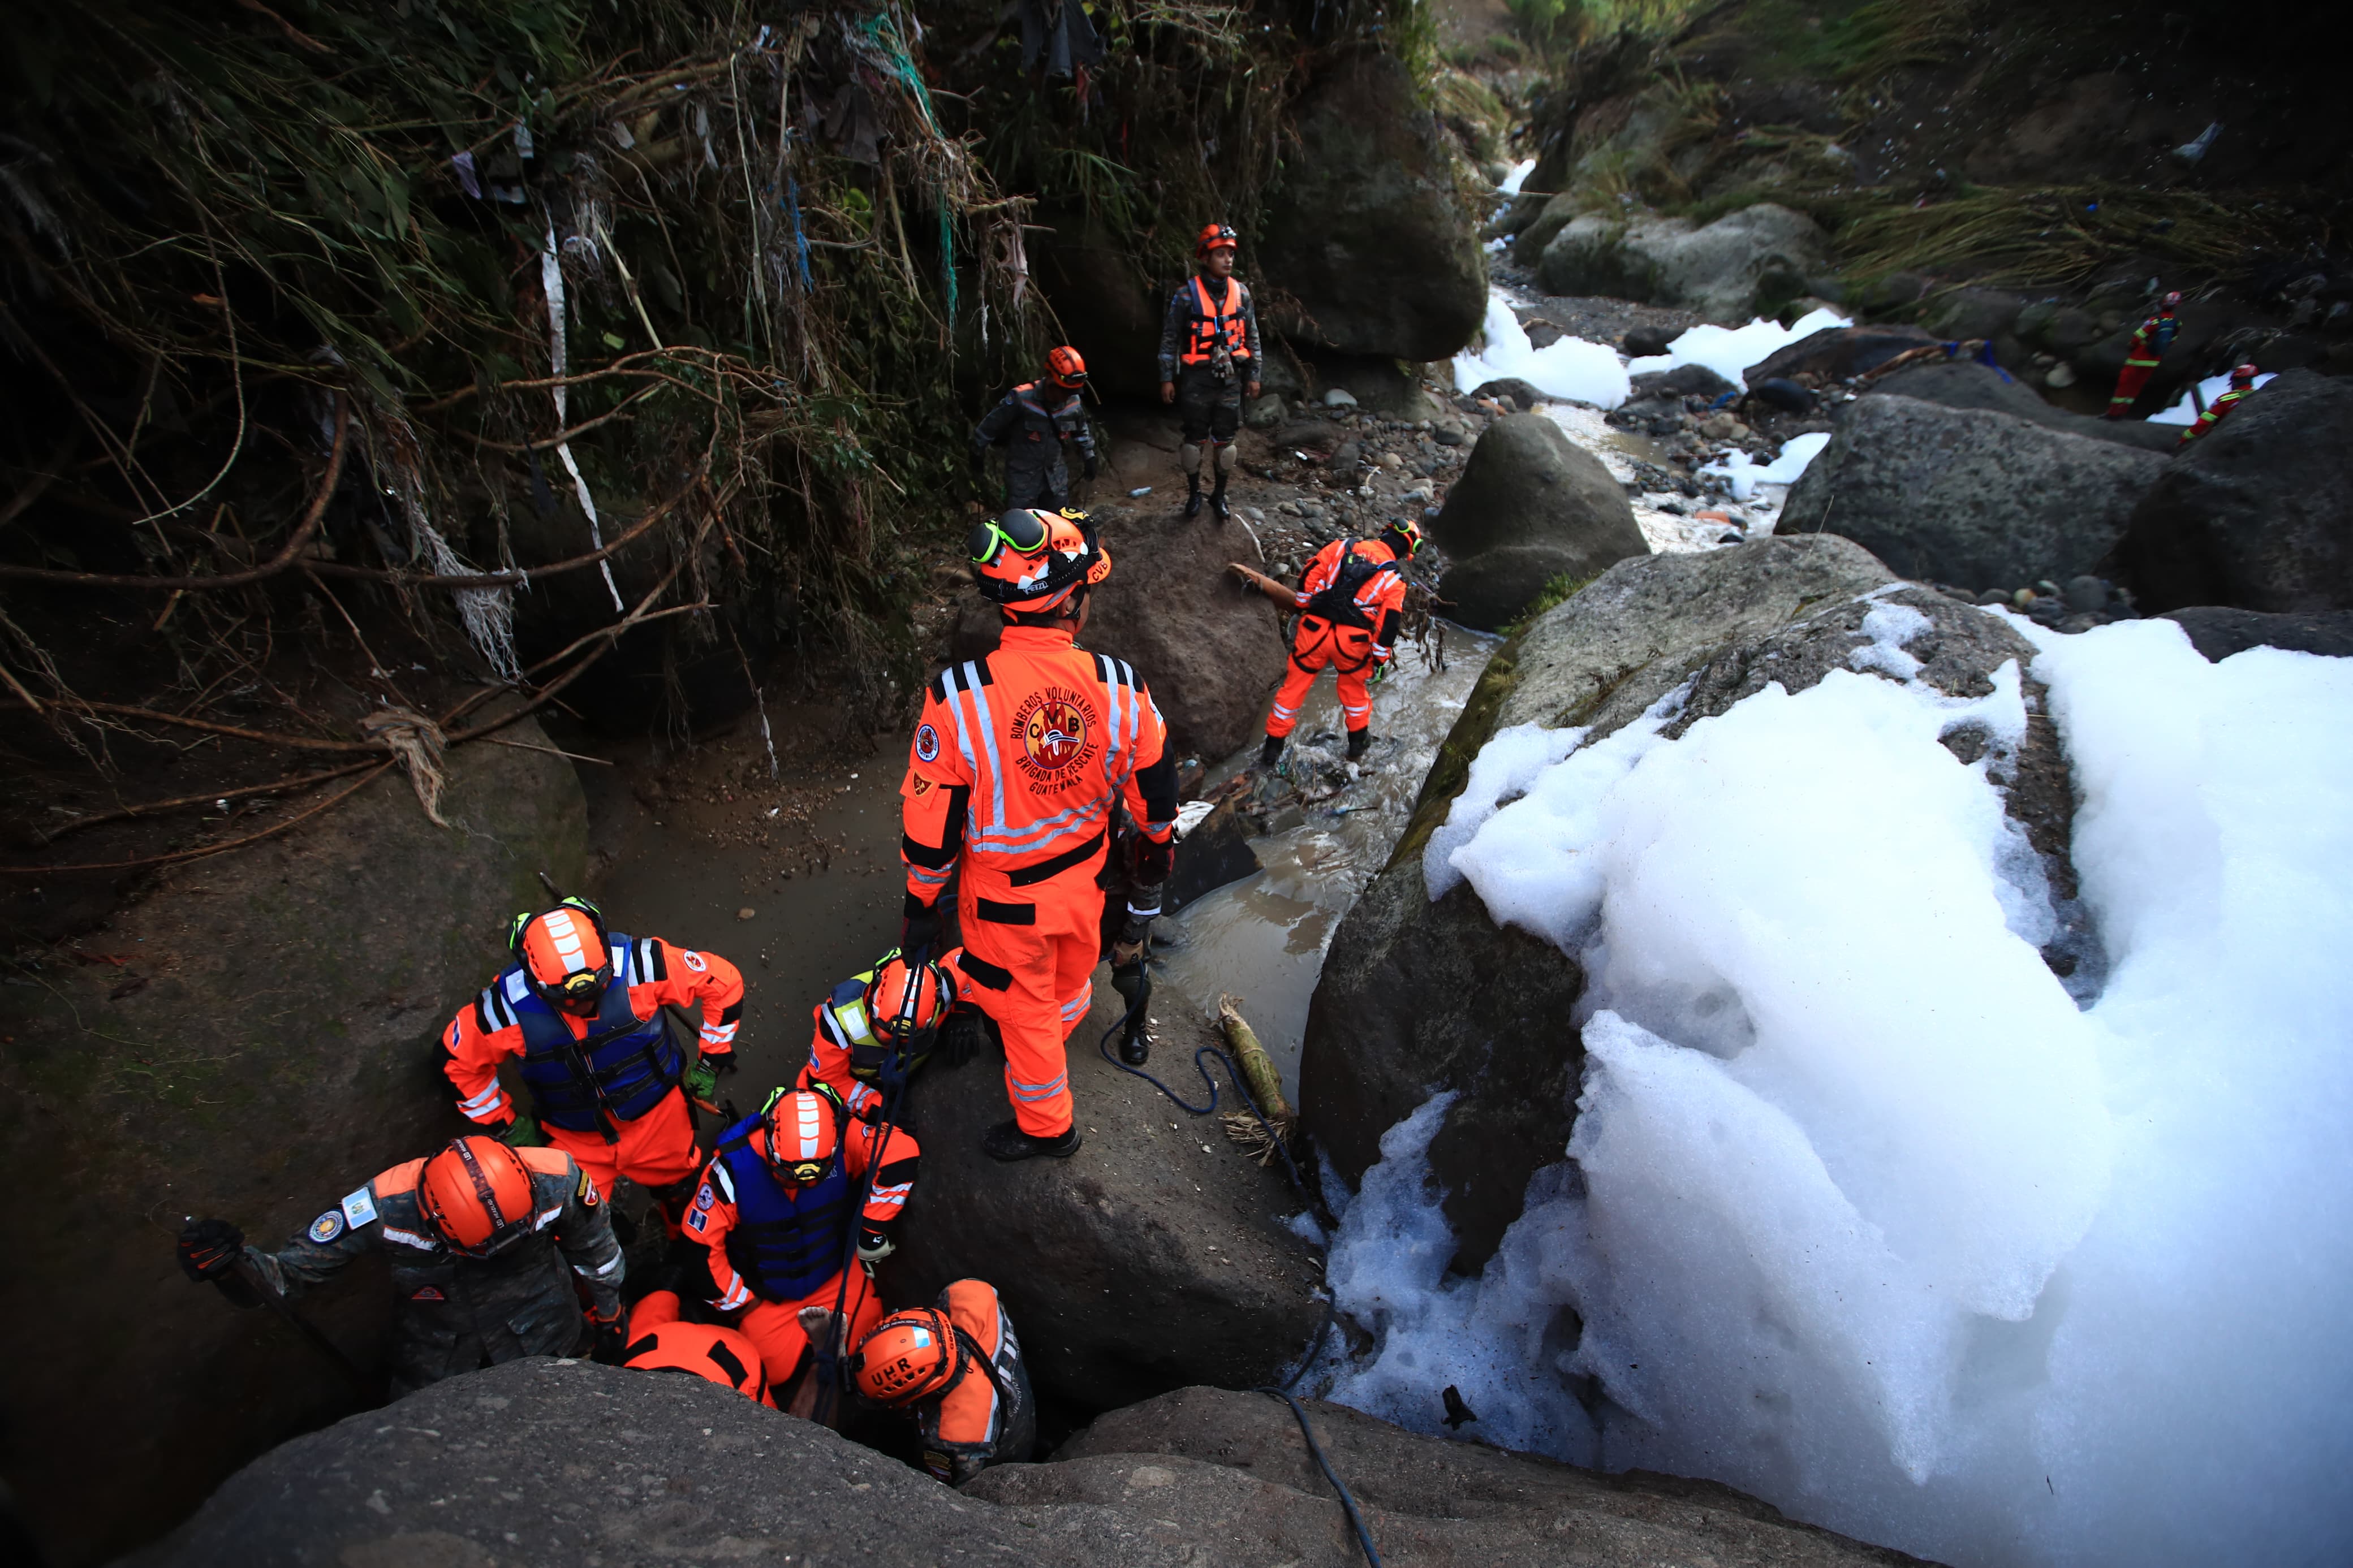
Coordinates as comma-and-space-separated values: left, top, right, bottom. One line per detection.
1180, 276, 1251, 365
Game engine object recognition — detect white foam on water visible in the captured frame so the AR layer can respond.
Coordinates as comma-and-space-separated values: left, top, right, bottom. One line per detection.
1628, 308, 1851, 389
1499, 158, 1537, 195
1453, 293, 1632, 409
1308, 614, 2353, 1568
1700, 429, 1831, 502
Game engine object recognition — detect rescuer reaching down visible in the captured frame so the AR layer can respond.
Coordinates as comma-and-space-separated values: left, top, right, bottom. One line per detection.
2175, 362, 2261, 447
178, 1135, 624, 1395
970, 346, 1098, 512
438, 896, 745, 1234
1230, 517, 1421, 771
682, 1082, 919, 1393
900, 507, 1180, 1161
793, 945, 990, 1119
1158, 223, 1261, 522
849, 1278, 1037, 1485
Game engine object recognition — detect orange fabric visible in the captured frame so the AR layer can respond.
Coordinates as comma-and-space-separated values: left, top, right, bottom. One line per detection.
519, 907, 604, 985
962, 897, 1101, 1138
687, 1117, 919, 1309
796, 949, 984, 1114
1289, 538, 1408, 642
1181, 275, 1251, 364
546, 1085, 701, 1194
441, 935, 745, 1133
623, 1290, 773, 1405
370, 1157, 427, 1198
734, 1265, 884, 1392
1265, 644, 1372, 739
933, 1278, 1012, 1448
2107, 359, 2157, 413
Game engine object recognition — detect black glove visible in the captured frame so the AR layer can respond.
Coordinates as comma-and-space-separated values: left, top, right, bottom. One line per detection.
178, 1218, 244, 1283
938, 1007, 986, 1070
1083, 453, 1098, 480
591, 1315, 628, 1366
901, 901, 942, 956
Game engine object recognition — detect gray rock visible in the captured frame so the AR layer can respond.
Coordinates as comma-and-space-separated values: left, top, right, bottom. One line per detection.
2063, 574, 2110, 613
10, 719, 587, 1566
1304, 538, 1899, 1268
2161, 606, 2353, 662
1258, 51, 1487, 361
140, 1363, 1936, 1568
1245, 393, 1287, 430
1869, 360, 2177, 453
1322, 387, 1360, 409
2118, 369, 2353, 612
1165, 801, 1261, 914
1468, 376, 1547, 408
1742, 324, 1939, 385
1621, 322, 1679, 357
1537, 205, 1828, 321
1507, 189, 1584, 267
1437, 543, 1600, 632
1429, 415, 1647, 630
887, 979, 1325, 1413
1781, 394, 2166, 591
1628, 362, 1736, 401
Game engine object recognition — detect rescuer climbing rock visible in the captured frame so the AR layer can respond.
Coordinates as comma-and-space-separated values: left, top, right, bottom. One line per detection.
900, 507, 1179, 1160
682, 1083, 919, 1392
438, 896, 747, 1231
177, 1135, 624, 1395
1231, 516, 1420, 770
1158, 223, 1261, 522
971, 346, 1098, 512
2175, 362, 2261, 447
848, 1278, 1037, 1485
2105, 291, 2181, 418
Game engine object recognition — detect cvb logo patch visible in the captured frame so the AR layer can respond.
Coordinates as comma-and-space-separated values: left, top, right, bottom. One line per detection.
915, 723, 941, 764
681, 950, 708, 973
1009, 688, 1097, 787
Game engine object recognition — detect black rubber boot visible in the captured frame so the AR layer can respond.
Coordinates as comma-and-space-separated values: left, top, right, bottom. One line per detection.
1346, 727, 1372, 762
1259, 735, 1285, 771
1209, 480, 1230, 522
1183, 478, 1203, 519
982, 1119, 1082, 1162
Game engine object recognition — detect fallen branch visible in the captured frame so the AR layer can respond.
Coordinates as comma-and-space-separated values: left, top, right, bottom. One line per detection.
4, 699, 386, 753
0, 393, 348, 588
0, 764, 393, 875
34, 760, 383, 844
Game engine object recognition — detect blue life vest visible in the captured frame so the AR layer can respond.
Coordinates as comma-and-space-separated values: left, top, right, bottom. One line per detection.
714, 1112, 852, 1302
479, 933, 683, 1134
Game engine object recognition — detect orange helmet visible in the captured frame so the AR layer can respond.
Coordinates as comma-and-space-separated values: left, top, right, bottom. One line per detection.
968, 507, 1111, 614
848, 1306, 963, 1406
1195, 223, 1239, 258
509, 896, 612, 1017
417, 1136, 537, 1258
867, 948, 955, 1044
1045, 345, 1087, 388
763, 1085, 845, 1185
2229, 362, 2259, 387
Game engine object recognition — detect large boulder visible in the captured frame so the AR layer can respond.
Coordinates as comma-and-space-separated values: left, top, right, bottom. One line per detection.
1257, 49, 1487, 362
953, 499, 1287, 761
886, 983, 1326, 1413
0, 721, 587, 1567
2115, 369, 2353, 612
1869, 360, 2178, 453
1031, 205, 1166, 401
1779, 394, 2167, 591
1429, 414, 1648, 630
1742, 324, 1938, 385
2161, 606, 2353, 662
138, 1362, 1933, 1567
1537, 204, 1827, 321
1302, 538, 1901, 1269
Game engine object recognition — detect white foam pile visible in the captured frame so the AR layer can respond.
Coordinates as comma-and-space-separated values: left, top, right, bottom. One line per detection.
1312, 611, 2353, 1568
1700, 429, 1831, 501
1626, 305, 1851, 388
1453, 293, 1631, 409
1498, 158, 1536, 195
2147, 369, 2279, 424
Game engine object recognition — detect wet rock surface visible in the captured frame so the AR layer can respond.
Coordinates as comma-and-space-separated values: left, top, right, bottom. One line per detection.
2, 719, 586, 1566
886, 982, 1326, 1413
2161, 605, 2353, 661
1537, 204, 1826, 321
138, 1362, 1934, 1568
1429, 414, 1647, 630
1869, 360, 2178, 453
1742, 323, 1939, 385
1257, 49, 1488, 363
2117, 369, 2353, 612
1782, 394, 2166, 591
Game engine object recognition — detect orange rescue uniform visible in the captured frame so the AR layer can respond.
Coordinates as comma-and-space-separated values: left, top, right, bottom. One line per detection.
1265, 537, 1410, 741
897, 1280, 1037, 1484
622, 1289, 773, 1406
440, 935, 747, 1196
794, 948, 986, 1121
901, 627, 1179, 1137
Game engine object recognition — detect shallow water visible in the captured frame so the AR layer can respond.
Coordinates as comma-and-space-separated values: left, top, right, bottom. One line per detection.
1152, 624, 1501, 1097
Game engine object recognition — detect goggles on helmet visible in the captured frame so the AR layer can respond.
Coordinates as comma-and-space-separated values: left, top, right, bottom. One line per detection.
762, 1082, 846, 1186
1383, 516, 1425, 559
968, 508, 1051, 569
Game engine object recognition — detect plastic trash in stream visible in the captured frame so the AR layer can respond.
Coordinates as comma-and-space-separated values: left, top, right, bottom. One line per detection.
1127, 486, 1152, 497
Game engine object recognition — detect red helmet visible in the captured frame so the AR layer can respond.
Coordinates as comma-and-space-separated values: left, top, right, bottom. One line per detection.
763, 1085, 844, 1186
2230, 362, 2259, 387
867, 949, 955, 1044
510, 897, 612, 1017
848, 1306, 962, 1406
969, 507, 1111, 614
418, 1137, 538, 1258
2162, 291, 2183, 306
1195, 222, 1239, 259
1045, 345, 1087, 388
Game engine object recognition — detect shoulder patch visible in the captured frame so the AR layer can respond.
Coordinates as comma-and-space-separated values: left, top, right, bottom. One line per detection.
684, 1206, 709, 1235
680, 949, 708, 974
577, 1170, 600, 1206
307, 1210, 346, 1244
915, 722, 941, 763
341, 1187, 380, 1229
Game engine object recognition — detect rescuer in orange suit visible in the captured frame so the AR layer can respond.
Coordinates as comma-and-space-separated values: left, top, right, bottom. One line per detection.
849, 1278, 1037, 1484
1229, 516, 1422, 771
794, 945, 984, 1121
1158, 223, 1261, 522
2105, 291, 2181, 418
177, 1135, 624, 1394
681, 1083, 919, 1392
901, 507, 1180, 1160
438, 896, 746, 1231
620, 1289, 774, 1406
2175, 362, 2261, 447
